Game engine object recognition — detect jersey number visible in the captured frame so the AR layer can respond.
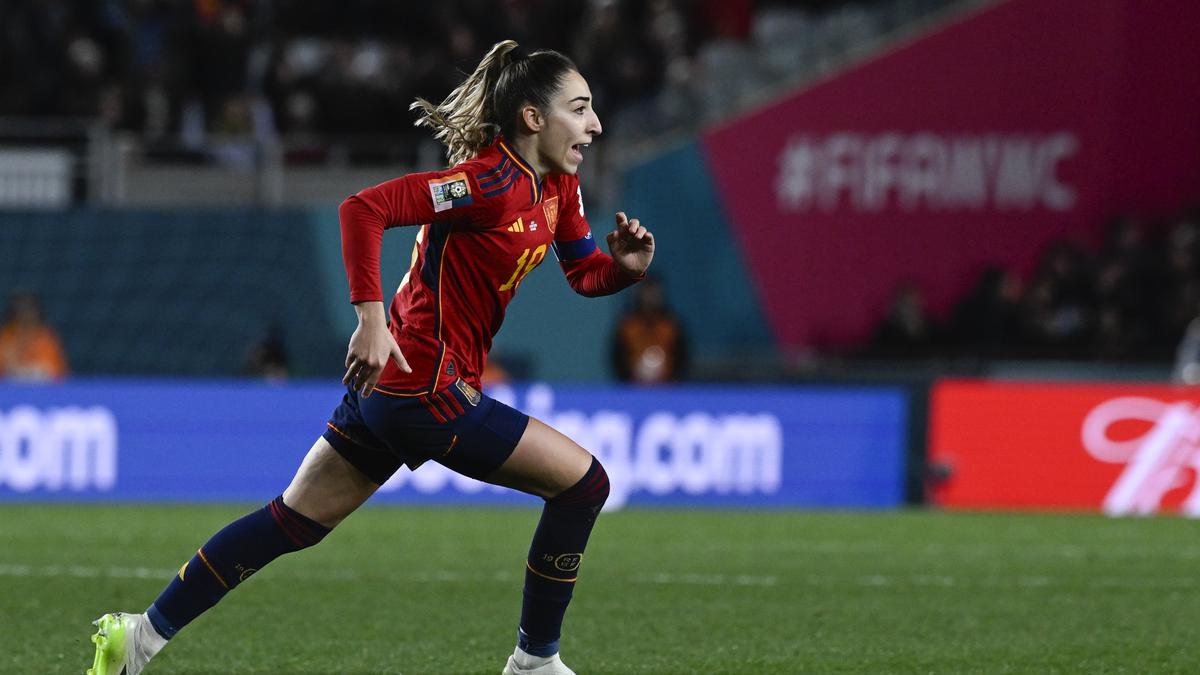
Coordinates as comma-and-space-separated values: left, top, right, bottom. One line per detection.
499, 244, 547, 291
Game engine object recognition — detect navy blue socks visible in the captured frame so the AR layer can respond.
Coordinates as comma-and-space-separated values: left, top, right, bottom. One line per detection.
519, 457, 610, 657
146, 496, 330, 639
143, 468, 607, 655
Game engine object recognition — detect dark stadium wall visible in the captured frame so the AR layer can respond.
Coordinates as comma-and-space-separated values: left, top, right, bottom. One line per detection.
680, 0, 1200, 352
0, 209, 345, 378
0, 207, 631, 382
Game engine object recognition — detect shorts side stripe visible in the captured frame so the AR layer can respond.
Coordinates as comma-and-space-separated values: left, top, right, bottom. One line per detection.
429, 392, 457, 421
439, 390, 465, 417
325, 422, 354, 441
421, 395, 449, 423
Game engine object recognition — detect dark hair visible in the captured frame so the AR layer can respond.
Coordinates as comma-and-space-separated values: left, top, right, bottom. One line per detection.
411, 40, 578, 166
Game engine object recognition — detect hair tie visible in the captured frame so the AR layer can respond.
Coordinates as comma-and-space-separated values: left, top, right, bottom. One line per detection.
508, 46, 529, 64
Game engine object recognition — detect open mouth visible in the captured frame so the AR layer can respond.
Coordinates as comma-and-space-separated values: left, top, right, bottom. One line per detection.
570, 143, 589, 162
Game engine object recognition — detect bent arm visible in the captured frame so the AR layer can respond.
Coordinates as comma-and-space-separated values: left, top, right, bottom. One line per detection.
339, 169, 484, 303
339, 195, 389, 303
560, 249, 644, 297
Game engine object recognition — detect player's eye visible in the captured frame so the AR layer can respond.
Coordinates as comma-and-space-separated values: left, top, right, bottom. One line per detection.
574, 107, 586, 115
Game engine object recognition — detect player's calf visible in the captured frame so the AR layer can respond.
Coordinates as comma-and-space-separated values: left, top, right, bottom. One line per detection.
146, 496, 331, 641
517, 456, 610, 660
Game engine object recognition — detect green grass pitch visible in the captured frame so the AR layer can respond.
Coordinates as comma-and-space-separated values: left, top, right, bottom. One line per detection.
2, 504, 1198, 674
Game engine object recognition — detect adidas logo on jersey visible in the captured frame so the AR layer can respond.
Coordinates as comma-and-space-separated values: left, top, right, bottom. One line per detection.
507, 218, 525, 233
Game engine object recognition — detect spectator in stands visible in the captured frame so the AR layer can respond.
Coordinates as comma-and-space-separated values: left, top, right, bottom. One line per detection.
241, 322, 289, 381
948, 265, 1022, 358
1155, 217, 1200, 357
0, 291, 69, 382
1173, 296, 1200, 384
865, 281, 940, 359
612, 275, 688, 383
1020, 240, 1094, 358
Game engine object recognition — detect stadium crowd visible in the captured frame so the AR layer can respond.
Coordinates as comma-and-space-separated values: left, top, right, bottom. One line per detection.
10, 0, 1192, 378
867, 210, 1200, 365
0, 0, 954, 152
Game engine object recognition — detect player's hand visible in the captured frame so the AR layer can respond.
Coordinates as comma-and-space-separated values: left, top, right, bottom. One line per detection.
344, 301, 410, 397
607, 211, 654, 277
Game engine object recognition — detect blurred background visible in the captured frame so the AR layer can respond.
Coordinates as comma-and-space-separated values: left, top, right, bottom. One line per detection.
2, 0, 1200, 514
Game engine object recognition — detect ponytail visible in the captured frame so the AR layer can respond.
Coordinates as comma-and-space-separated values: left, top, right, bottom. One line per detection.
411, 40, 578, 167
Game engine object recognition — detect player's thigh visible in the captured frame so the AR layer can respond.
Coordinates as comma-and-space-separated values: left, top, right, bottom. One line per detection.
484, 417, 593, 499
282, 436, 380, 528
425, 381, 591, 498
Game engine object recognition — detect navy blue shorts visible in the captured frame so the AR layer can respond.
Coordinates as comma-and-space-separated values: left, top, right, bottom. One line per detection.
321, 378, 529, 485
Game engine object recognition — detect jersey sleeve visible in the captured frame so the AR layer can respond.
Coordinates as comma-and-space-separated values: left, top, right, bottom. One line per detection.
553, 177, 643, 297
339, 166, 495, 303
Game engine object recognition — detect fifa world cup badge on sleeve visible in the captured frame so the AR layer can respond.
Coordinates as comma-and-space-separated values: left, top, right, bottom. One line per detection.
429, 172, 473, 213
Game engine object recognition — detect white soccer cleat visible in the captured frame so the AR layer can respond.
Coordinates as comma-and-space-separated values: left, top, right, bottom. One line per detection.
87, 612, 161, 675
502, 646, 578, 675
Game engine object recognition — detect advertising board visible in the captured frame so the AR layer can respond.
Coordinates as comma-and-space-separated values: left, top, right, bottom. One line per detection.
930, 380, 1200, 515
0, 380, 909, 509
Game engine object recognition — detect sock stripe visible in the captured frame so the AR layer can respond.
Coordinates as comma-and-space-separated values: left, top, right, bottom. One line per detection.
552, 474, 595, 503
268, 499, 323, 548
268, 500, 309, 548
195, 548, 229, 590
553, 468, 609, 507
526, 561, 577, 583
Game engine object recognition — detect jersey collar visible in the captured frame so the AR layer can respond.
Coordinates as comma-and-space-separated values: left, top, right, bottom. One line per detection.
496, 137, 543, 205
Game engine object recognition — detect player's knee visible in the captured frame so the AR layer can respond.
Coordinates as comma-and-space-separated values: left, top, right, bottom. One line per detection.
588, 459, 610, 509
549, 456, 609, 512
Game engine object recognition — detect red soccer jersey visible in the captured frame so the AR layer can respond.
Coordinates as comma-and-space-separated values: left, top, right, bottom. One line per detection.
339, 137, 640, 394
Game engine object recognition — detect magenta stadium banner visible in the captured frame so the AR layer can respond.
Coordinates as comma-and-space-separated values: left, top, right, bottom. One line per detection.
702, 0, 1200, 348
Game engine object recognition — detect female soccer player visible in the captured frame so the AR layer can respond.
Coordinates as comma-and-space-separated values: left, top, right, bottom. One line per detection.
88, 40, 653, 675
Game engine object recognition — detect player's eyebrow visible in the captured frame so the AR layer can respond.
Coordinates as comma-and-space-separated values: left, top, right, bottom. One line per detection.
568, 96, 591, 103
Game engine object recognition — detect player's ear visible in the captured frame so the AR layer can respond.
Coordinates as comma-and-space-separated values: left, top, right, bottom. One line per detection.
519, 104, 543, 133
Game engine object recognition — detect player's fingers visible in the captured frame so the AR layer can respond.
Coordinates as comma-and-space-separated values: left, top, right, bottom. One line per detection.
342, 361, 359, 385
391, 344, 412, 373
359, 365, 384, 398
614, 211, 628, 227
607, 229, 619, 246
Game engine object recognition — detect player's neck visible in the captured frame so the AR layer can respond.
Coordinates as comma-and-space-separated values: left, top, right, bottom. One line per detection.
506, 135, 547, 181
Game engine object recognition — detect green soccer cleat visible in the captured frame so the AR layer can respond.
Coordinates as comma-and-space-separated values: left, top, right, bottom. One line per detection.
88, 612, 153, 675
